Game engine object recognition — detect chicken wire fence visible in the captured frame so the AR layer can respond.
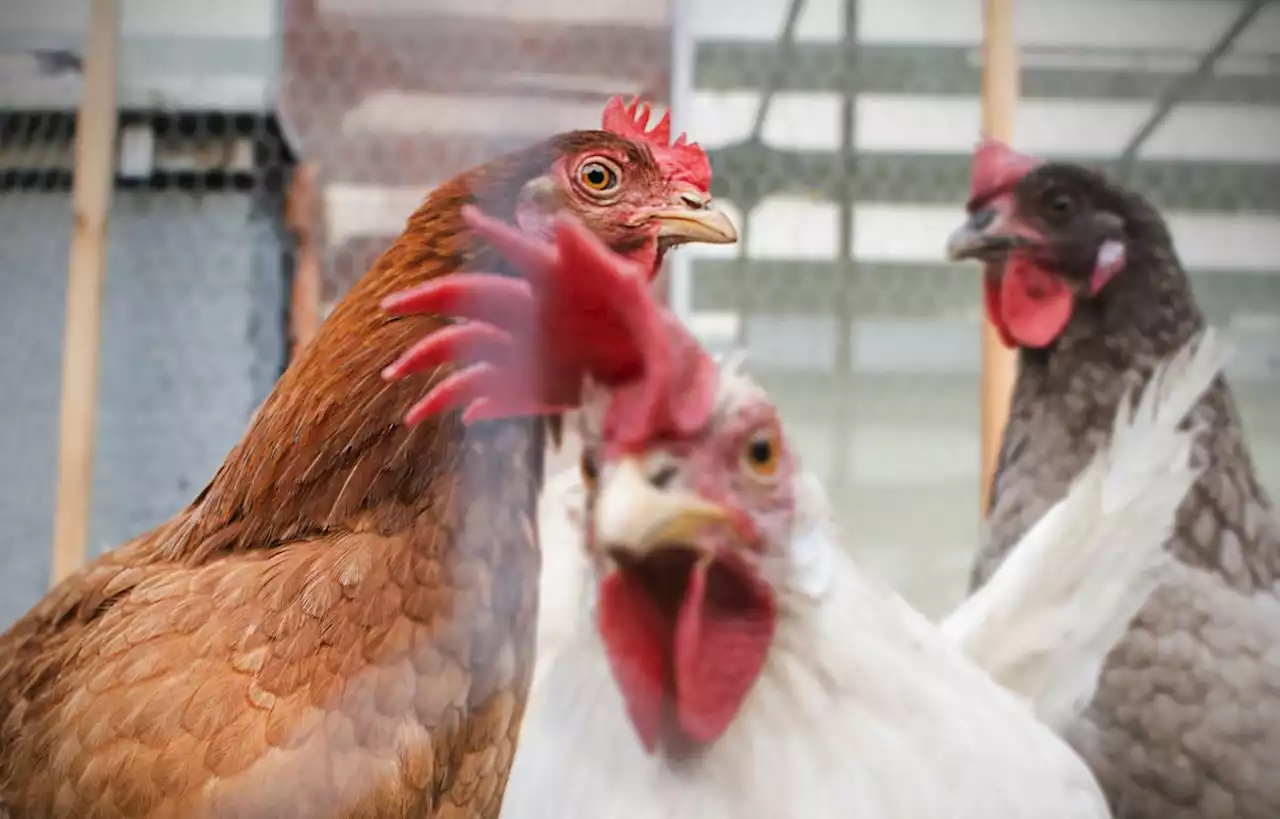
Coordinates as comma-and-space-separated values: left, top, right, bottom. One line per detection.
1, 0, 1280, 626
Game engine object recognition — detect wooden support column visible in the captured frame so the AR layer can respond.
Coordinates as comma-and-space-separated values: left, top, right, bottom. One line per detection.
978, 0, 1018, 516
50, 0, 122, 585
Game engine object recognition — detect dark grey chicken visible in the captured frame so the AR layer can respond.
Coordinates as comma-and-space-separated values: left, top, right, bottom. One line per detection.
947, 139, 1280, 819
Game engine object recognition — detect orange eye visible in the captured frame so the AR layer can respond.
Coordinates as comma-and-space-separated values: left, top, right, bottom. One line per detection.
741, 426, 781, 480
577, 159, 620, 194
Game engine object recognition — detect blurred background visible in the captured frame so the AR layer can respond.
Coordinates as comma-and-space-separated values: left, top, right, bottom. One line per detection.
1, 0, 1278, 627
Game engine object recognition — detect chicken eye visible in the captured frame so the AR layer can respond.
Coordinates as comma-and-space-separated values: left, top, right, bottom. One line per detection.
577, 159, 620, 195
1046, 191, 1075, 217
741, 426, 782, 480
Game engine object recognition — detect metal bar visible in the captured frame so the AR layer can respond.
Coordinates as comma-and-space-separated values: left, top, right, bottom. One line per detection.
695, 41, 1280, 103
733, 208, 751, 349
705, 147, 1280, 211
51, 0, 122, 585
1116, 0, 1270, 178
747, 0, 807, 142
667, 0, 697, 319
829, 0, 859, 497
978, 0, 1019, 517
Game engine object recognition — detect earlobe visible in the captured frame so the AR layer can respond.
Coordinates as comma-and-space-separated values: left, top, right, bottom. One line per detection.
1089, 239, 1126, 296
515, 175, 559, 237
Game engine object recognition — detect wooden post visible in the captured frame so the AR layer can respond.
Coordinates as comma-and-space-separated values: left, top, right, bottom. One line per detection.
50, 0, 122, 586
286, 162, 323, 359
978, 0, 1019, 516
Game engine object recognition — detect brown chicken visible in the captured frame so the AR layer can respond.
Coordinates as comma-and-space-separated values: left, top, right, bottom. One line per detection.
0, 98, 736, 819
948, 140, 1280, 819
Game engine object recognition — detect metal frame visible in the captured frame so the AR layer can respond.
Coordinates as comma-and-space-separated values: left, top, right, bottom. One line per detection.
667, 0, 698, 319
1117, 0, 1273, 180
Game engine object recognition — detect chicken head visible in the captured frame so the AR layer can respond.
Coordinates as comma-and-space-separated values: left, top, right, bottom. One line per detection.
945, 139, 1134, 348
512, 96, 735, 276
583, 355, 800, 755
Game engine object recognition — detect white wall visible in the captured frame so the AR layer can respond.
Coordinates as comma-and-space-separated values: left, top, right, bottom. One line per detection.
0, 0, 279, 110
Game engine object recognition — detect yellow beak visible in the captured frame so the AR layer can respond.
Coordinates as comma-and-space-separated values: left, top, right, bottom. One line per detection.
594, 458, 732, 554
649, 191, 738, 246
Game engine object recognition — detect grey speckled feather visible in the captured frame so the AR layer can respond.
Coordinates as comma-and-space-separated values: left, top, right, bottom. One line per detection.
969, 164, 1280, 819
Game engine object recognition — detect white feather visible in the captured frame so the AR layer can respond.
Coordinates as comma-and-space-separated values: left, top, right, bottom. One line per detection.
940, 329, 1230, 730
504, 524, 1111, 819
514, 332, 1229, 819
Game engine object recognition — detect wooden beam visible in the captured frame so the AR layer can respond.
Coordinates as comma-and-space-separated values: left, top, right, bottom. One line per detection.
978, 0, 1018, 516
50, 0, 121, 586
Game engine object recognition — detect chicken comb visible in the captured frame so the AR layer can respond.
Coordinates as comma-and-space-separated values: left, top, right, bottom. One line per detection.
380, 208, 719, 441
969, 137, 1043, 210
603, 307, 720, 456
602, 96, 713, 194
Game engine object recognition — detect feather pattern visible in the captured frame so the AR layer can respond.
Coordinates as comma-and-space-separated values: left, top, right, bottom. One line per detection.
943, 329, 1228, 731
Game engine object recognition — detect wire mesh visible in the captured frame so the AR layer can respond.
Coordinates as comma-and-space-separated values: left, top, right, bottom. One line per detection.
0, 2, 291, 624
280, 0, 676, 309
678, 0, 1280, 617
0, 0, 674, 624
1, 0, 1280, 629
0, 107, 291, 624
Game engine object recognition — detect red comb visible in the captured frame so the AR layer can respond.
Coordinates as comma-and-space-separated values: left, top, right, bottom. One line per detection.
603, 306, 719, 455
381, 207, 719, 443
969, 138, 1043, 210
602, 96, 713, 194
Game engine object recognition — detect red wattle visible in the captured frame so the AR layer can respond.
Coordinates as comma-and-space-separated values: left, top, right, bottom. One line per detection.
986, 258, 1074, 349
672, 559, 776, 746
597, 571, 669, 754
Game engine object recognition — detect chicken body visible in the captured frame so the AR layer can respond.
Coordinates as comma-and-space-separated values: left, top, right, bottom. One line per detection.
505, 534, 1108, 819
0, 128, 730, 818
952, 145, 1280, 818
0, 217, 542, 819
503, 336, 1218, 819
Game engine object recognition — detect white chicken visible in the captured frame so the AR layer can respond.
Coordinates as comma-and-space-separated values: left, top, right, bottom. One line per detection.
504, 323, 1225, 819
532, 331, 1229, 734
385, 213, 1224, 819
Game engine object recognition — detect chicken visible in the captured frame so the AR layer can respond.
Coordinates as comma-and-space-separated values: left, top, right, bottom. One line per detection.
0, 97, 735, 819
946, 139, 1280, 818
938, 328, 1228, 732
382, 211, 1225, 819
529, 341, 1204, 734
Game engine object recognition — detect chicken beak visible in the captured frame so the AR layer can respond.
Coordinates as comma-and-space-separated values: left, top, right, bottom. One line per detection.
594, 458, 731, 556
649, 191, 738, 246
946, 206, 1029, 262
